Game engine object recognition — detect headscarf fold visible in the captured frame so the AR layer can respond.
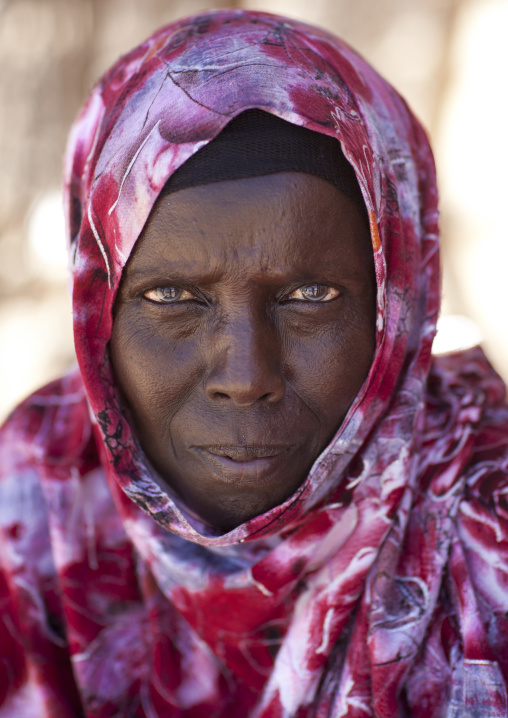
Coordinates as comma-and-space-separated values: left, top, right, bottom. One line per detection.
1, 9, 508, 717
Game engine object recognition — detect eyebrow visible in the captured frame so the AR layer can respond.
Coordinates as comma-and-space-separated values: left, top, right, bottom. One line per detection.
123, 264, 223, 286
122, 254, 367, 289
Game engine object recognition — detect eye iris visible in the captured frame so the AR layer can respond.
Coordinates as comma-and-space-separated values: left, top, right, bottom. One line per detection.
156, 287, 182, 301
301, 284, 328, 301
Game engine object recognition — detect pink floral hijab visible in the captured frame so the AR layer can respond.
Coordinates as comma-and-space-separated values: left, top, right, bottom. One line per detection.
1, 10, 508, 717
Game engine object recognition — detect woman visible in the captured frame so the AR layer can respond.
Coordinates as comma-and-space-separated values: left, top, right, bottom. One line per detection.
1, 8, 508, 717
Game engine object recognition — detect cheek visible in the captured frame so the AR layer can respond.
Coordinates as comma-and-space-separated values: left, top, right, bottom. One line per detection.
282, 306, 375, 427
109, 309, 203, 428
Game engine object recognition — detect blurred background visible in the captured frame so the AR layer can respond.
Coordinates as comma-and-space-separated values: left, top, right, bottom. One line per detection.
0, 0, 507, 421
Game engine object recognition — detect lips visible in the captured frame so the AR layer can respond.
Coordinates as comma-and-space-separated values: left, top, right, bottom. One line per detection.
205, 445, 288, 460
192, 445, 292, 484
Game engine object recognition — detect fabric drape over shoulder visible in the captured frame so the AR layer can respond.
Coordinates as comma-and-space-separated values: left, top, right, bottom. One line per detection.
1, 9, 508, 717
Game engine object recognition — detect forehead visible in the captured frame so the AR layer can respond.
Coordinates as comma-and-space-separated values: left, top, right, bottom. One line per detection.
125, 172, 374, 283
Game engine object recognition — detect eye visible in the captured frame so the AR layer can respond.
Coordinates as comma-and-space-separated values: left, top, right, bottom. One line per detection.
144, 286, 196, 303
286, 284, 340, 302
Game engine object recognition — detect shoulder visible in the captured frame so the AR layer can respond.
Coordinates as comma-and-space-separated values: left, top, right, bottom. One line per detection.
0, 367, 96, 570
427, 346, 508, 504
0, 370, 89, 715
457, 398, 508, 554
420, 347, 508, 487
422, 347, 508, 569
423, 349, 508, 674
0, 369, 97, 485
436, 350, 508, 622
0, 367, 92, 471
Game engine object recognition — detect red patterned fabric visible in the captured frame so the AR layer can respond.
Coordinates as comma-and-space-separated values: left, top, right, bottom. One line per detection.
1, 10, 508, 717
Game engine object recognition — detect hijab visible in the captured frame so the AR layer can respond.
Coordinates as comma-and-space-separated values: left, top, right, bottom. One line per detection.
1, 9, 508, 717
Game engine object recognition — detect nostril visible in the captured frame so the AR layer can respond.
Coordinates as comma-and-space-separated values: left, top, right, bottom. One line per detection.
205, 348, 286, 405
213, 391, 230, 400
207, 385, 281, 405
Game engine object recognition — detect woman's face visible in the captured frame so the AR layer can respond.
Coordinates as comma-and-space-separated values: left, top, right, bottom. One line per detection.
110, 172, 376, 532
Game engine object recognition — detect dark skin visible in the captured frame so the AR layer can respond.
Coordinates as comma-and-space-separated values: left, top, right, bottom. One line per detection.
110, 172, 377, 533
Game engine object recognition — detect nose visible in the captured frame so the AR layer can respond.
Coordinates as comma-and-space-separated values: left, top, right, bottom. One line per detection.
204, 310, 285, 406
